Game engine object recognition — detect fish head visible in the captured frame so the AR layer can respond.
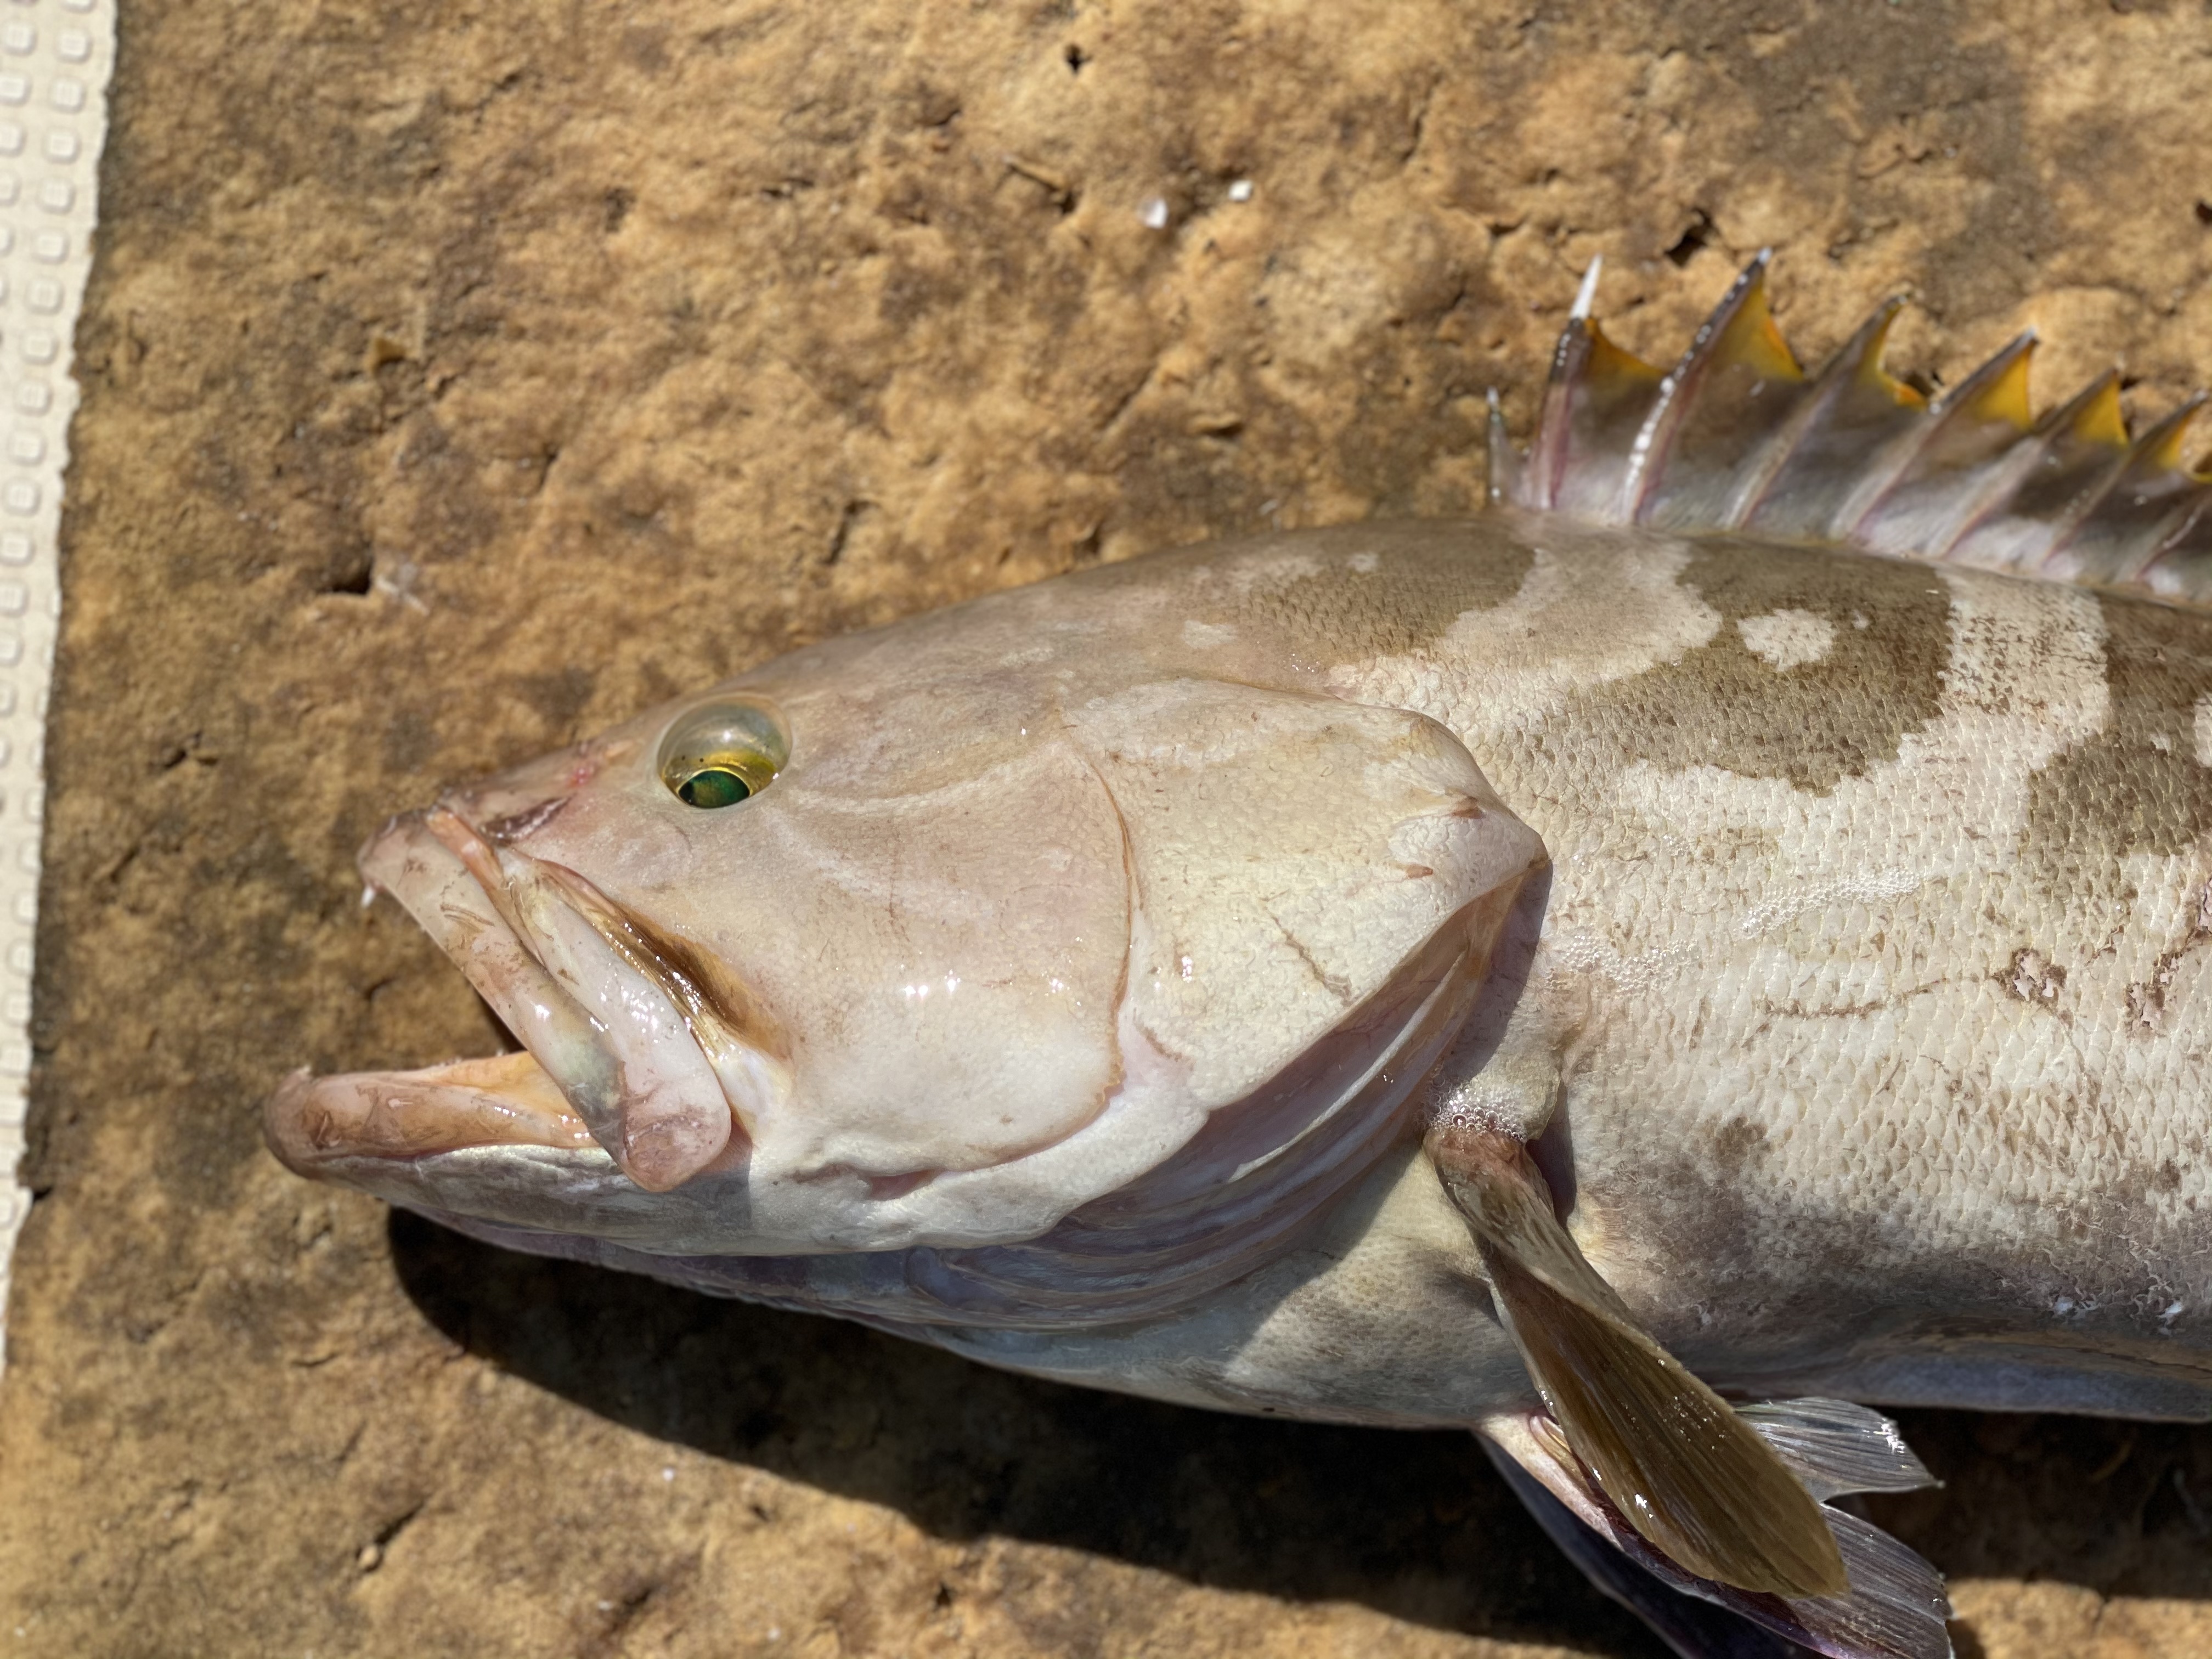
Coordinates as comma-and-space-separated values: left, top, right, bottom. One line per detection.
267, 586, 1546, 1259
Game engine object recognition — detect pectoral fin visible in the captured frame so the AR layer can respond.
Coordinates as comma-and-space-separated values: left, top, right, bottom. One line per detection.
1482, 1439, 1831, 1659
1483, 1408, 1951, 1659
1429, 1123, 1849, 1599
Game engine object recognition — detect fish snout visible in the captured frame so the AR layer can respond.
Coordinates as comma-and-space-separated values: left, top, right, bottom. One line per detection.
349, 804, 786, 1194
428, 741, 608, 844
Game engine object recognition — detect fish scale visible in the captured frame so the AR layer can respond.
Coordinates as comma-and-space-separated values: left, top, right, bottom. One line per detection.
268, 262, 2212, 1659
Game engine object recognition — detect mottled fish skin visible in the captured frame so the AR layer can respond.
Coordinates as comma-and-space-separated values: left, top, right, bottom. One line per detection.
290, 512, 2212, 1426
273, 520, 1550, 1276
266, 266, 2212, 1657
915, 513, 2212, 1431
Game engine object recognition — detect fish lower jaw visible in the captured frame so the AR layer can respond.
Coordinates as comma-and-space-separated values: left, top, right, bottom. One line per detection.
263, 1049, 600, 1174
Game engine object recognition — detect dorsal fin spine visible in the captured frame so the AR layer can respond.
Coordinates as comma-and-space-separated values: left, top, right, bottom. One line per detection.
1527, 318, 1593, 510
1520, 259, 1666, 518
1485, 388, 1518, 507
2072, 375, 2131, 448
1612, 250, 1775, 524
1914, 414, 2061, 565
2140, 392, 2208, 473
1937, 368, 2130, 575
2142, 492, 2212, 597
1831, 327, 2035, 548
1717, 297, 1904, 529
2045, 394, 2210, 584
2027, 405, 2160, 580
1570, 255, 1602, 323
1500, 256, 2212, 612
1524, 257, 1612, 509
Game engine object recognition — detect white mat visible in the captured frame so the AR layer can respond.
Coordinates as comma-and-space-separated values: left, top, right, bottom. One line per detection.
0, 0, 114, 1366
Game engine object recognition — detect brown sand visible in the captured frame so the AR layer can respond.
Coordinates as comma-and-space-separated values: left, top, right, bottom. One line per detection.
4, 2, 2211, 1653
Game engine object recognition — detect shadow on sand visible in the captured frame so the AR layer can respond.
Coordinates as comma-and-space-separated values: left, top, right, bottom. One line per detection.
392, 1211, 2212, 1657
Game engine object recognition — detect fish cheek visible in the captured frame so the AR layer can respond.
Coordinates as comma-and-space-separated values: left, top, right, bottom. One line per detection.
1070, 679, 1547, 1112
724, 736, 1132, 1180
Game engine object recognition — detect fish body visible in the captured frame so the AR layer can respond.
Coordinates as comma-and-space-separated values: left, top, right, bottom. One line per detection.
940, 515, 2212, 1428
268, 264, 2212, 1658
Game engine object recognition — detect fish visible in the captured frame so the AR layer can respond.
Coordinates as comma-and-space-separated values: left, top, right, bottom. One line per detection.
266, 254, 2212, 1659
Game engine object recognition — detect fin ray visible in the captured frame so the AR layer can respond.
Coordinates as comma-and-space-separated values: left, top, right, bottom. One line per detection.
1482, 1437, 1827, 1659
1737, 300, 1927, 538
1509, 258, 2212, 611
1736, 1398, 1938, 1502
1430, 1125, 1848, 1598
1844, 332, 2040, 558
1528, 314, 1668, 516
1483, 1412, 1955, 1659
1940, 368, 2132, 573
1634, 253, 1816, 533
2042, 395, 2209, 588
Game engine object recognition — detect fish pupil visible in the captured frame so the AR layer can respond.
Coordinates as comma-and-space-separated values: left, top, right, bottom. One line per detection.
678, 768, 751, 808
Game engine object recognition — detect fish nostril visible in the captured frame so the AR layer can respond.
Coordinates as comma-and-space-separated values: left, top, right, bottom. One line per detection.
432, 740, 602, 839
478, 794, 571, 843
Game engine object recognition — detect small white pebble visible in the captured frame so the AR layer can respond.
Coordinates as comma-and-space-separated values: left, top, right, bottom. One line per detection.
662, 1465, 676, 1482
1138, 195, 1169, 230
1227, 178, 1253, 202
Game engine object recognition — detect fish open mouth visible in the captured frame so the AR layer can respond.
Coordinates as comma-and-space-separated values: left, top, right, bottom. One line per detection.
266, 802, 789, 1193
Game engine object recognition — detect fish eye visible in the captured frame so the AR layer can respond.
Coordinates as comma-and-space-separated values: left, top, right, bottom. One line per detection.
657, 697, 789, 809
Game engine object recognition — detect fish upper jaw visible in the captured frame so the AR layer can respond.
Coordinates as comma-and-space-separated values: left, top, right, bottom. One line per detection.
270, 801, 787, 1193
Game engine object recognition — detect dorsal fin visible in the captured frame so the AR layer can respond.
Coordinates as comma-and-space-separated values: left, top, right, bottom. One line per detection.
1843, 329, 2038, 557
1735, 298, 1926, 538
1628, 252, 1809, 531
1498, 257, 2212, 610
1523, 258, 1669, 518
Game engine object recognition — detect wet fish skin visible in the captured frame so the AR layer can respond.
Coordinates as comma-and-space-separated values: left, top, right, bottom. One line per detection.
272, 517, 1551, 1278
772, 511, 2209, 1434
266, 263, 2212, 1658
268, 511, 2209, 1651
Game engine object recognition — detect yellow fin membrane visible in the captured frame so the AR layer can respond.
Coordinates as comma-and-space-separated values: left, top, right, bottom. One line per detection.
1427, 1124, 1849, 1599
1508, 256, 2212, 613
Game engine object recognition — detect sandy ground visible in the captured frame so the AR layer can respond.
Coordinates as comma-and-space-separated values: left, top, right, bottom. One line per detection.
4, 1, 2211, 1654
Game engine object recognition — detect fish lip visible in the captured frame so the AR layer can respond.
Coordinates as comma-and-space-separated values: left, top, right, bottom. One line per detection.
279, 801, 770, 1190
263, 1050, 602, 1175
420, 800, 763, 1190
